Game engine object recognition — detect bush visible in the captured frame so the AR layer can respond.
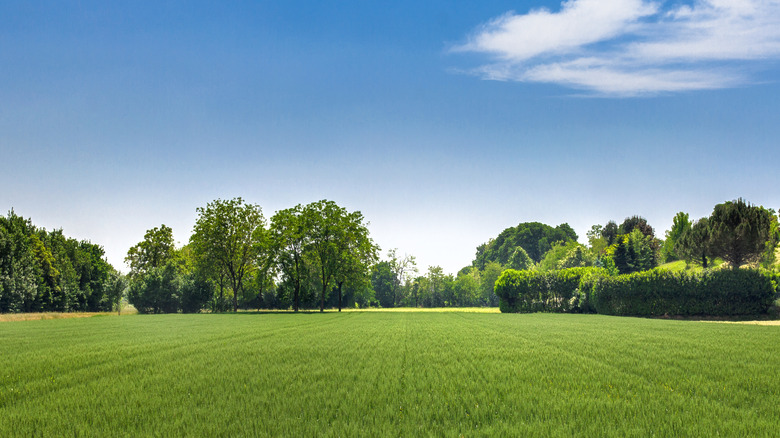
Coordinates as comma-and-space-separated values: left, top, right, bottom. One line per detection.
591, 268, 775, 317
127, 264, 181, 314
495, 267, 607, 313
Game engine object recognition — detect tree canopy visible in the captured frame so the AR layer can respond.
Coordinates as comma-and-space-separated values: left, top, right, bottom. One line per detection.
473, 222, 578, 268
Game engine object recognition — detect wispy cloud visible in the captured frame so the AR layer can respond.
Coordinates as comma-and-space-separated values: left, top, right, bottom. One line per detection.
454, 0, 780, 96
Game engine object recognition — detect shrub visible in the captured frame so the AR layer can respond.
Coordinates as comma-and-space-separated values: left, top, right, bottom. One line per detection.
591, 268, 774, 317
495, 267, 607, 313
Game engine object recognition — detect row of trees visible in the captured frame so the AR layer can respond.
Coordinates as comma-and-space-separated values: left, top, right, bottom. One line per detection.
0, 210, 124, 313
127, 198, 379, 313
3, 198, 776, 314
128, 197, 777, 313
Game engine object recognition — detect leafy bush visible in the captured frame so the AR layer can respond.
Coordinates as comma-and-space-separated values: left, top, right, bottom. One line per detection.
127, 264, 181, 314
591, 268, 775, 316
495, 267, 607, 313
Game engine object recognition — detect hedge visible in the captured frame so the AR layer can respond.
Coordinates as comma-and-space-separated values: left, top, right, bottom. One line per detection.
497, 268, 776, 317
589, 269, 774, 316
495, 267, 606, 313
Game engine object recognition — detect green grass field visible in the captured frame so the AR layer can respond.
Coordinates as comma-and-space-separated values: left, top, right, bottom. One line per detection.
1, 312, 778, 437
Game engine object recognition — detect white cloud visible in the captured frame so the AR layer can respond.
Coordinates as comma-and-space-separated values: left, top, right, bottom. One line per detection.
455, 0, 780, 96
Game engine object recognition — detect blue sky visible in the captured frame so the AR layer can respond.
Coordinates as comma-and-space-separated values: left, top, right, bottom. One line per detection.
2, 0, 780, 275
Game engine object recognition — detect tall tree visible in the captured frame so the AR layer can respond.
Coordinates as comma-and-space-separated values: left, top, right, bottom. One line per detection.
677, 217, 711, 268
125, 225, 176, 278
270, 205, 310, 312
387, 249, 417, 308
661, 212, 691, 262
191, 198, 266, 312
708, 198, 776, 269
303, 200, 378, 312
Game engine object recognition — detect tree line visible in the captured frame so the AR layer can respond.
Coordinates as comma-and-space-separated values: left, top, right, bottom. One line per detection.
126, 198, 380, 313
2, 197, 778, 314
0, 210, 124, 313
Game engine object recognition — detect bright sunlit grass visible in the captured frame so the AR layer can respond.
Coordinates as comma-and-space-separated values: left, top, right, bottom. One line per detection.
1, 312, 777, 436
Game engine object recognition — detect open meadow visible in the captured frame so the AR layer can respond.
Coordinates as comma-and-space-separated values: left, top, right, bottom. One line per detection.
1, 311, 778, 436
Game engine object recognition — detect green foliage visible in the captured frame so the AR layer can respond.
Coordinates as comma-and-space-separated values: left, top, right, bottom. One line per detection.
708, 198, 777, 269
495, 267, 606, 313
191, 198, 267, 312
606, 229, 658, 274
619, 215, 655, 237
303, 200, 379, 312
474, 222, 577, 268
0, 210, 115, 313
537, 241, 595, 271
125, 225, 176, 278
179, 275, 214, 313
479, 261, 503, 307
677, 217, 711, 268
370, 260, 395, 308
591, 268, 775, 316
506, 246, 533, 270
661, 212, 691, 262
127, 263, 182, 314
602, 221, 619, 245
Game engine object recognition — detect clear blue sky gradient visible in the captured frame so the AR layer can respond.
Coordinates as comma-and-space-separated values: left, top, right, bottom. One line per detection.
2, 1, 779, 274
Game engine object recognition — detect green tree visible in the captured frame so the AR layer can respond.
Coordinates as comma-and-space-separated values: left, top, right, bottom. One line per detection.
104, 269, 127, 314
480, 261, 503, 307
602, 221, 619, 245
270, 205, 310, 312
371, 260, 395, 308
587, 224, 609, 255
676, 217, 711, 268
708, 198, 776, 269
607, 229, 657, 274
191, 198, 267, 312
387, 249, 417, 307
474, 222, 578, 268
127, 263, 181, 314
507, 247, 534, 270
125, 225, 176, 278
661, 212, 691, 263
537, 241, 593, 271
454, 267, 480, 306
619, 216, 655, 238
303, 200, 378, 312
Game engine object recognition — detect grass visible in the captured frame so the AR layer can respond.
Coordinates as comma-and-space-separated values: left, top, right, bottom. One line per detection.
1, 312, 778, 436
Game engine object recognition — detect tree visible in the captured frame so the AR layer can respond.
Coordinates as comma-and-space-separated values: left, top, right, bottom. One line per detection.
619, 216, 655, 238
127, 263, 181, 314
191, 198, 266, 312
602, 221, 619, 245
661, 212, 691, 262
708, 198, 776, 269
387, 249, 417, 307
125, 225, 176, 278
473, 222, 578, 268
507, 247, 534, 271
270, 205, 310, 312
677, 217, 711, 268
587, 224, 609, 255
454, 268, 480, 306
607, 229, 657, 274
303, 200, 378, 312
479, 261, 503, 307
371, 261, 395, 308
104, 269, 127, 315
537, 241, 592, 271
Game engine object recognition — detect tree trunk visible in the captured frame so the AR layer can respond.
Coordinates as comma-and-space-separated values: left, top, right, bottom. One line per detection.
338, 281, 343, 312
294, 283, 299, 312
